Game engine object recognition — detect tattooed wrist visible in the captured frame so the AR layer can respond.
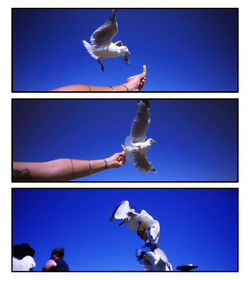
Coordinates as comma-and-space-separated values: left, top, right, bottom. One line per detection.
13, 169, 32, 181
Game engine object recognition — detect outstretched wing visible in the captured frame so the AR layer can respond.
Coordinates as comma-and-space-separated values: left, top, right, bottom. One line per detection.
109, 200, 130, 222
134, 153, 155, 174
90, 9, 118, 47
130, 100, 150, 143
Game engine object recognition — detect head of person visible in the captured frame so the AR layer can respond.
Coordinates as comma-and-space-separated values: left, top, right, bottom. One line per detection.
50, 248, 65, 260
13, 243, 35, 259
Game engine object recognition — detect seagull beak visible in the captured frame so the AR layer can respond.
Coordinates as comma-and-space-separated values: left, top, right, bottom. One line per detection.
153, 140, 157, 144
127, 51, 131, 55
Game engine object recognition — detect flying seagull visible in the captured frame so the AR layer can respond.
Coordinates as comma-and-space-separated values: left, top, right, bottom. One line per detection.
82, 9, 130, 71
123, 100, 157, 174
109, 200, 160, 245
136, 247, 173, 271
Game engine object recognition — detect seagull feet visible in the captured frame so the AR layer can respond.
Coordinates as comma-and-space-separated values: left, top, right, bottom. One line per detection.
97, 57, 104, 72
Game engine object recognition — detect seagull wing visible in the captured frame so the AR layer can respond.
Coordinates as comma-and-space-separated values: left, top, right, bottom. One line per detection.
140, 209, 154, 220
154, 248, 173, 271
166, 262, 173, 271
136, 250, 154, 271
150, 220, 160, 245
109, 200, 131, 222
154, 248, 168, 264
90, 9, 118, 47
139, 258, 154, 271
114, 40, 123, 46
129, 100, 150, 143
156, 259, 168, 271
133, 153, 155, 174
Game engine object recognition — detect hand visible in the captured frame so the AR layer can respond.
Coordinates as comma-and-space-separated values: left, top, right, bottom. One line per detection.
125, 73, 146, 91
106, 151, 126, 168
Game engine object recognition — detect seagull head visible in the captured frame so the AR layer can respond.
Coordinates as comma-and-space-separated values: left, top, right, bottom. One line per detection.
121, 46, 130, 55
148, 138, 157, 145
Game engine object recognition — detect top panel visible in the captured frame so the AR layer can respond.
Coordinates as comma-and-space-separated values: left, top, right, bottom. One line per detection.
12, 8, 238, 92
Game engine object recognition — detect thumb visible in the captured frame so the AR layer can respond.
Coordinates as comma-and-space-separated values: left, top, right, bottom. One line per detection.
138, 73, 146, 79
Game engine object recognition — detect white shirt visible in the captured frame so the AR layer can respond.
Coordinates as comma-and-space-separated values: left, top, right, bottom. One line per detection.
13, 256, 36, 271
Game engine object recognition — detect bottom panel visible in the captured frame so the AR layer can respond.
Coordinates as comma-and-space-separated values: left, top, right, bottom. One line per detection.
12, 188, 238, 272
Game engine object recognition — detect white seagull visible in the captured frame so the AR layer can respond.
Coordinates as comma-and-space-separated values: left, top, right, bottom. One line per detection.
82, 9, 130, 71
123, 100, 157, 174
109, 200, 160, 245
136, 247, 173, 272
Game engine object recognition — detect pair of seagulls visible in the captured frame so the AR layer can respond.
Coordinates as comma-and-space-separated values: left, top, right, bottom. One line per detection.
109, 200, 173, 271
83, 9, 130, 71
109, 200, 198, 271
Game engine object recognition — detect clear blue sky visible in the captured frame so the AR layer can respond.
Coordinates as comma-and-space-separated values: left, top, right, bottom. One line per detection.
12, 99, 238, 182
12, 188, 238, 271
12, 8, 238, 92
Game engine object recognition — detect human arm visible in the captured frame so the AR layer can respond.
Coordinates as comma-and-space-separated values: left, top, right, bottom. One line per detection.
13, 151, 126, 181
52, 73, 146, 92
42, 259, 57, 271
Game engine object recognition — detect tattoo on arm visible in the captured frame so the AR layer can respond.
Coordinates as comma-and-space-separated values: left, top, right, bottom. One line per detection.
13, 169, 32, 181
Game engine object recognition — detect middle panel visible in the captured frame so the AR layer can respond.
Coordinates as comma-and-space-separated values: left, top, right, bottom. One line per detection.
12, 99, 238, 182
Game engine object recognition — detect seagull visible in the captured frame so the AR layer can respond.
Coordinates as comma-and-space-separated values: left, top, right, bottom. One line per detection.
136, 247, 173, 271
123, 100, 157, 174
109, 200, 160, 245
82, 9, 130, 71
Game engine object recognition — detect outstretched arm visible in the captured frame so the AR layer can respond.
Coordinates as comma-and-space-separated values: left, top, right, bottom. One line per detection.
52, 73, 146, 92
13, 151, 126, 181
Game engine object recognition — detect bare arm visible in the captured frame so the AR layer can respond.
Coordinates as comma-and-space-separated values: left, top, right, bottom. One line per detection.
52, 73, 146, 92
42, 259, 57, 271
13, 151, 125, 181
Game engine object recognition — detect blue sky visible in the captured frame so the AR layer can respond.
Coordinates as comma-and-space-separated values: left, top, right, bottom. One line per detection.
12, 188, 238, 271
12, 8, 238, 92
12, 99, 238, 182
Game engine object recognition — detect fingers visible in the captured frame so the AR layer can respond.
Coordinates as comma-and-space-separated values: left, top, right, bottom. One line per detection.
139, 75, 146, 90
138, 73, 146, 79
117, 151, 126, 166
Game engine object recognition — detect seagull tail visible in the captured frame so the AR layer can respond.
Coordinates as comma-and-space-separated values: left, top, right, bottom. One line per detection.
82, 40, 98, 60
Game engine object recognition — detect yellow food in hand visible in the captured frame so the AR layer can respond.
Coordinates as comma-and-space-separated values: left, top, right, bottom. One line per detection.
121, 144, 125, 152
143, 65, 146, 74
